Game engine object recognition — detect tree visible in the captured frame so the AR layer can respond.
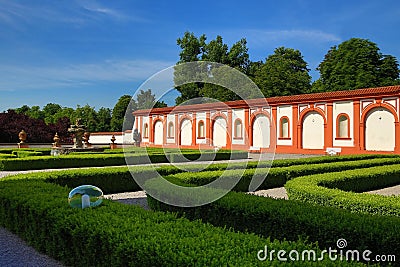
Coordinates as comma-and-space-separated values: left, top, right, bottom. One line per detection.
175, 32, 253, 104
0, 110, 59, 143
254, 47, 311, 97
110, 95, 133, 131
314, 38, 400, 92
26, 106, 44, 120
43, 103, 62, 124
96, 107, 112, 132
74, 104, 98, 132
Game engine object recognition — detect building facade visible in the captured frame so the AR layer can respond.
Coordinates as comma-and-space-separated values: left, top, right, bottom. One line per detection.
132, 86, 400, 155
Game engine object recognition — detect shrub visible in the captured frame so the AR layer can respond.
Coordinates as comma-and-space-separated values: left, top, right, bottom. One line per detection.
285, 164, 400, 216
164, 157, 400, 191
147, 188, 400, 260
0, 172, 356, 266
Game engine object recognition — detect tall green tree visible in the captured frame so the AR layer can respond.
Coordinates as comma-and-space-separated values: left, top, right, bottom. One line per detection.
110, 95, 133, 132
254, 47, 311, 97
175, 32, 207, 104
175, 32, 252, 103
42, 103, 62, 124
74, 104, 97, 132
96, 107, 112, 132
314, 38, 400, 92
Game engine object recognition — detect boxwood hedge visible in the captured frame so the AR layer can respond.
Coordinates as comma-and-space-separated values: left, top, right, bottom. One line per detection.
0, 150, 247, 171
147, 191, 400, 261
163, 157, 400, 191
285, 164, 400, 216
0, 169, 360, 266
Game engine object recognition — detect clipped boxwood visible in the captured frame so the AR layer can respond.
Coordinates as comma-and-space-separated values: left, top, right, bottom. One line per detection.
285, 164, 400, 216
0, 149, 248, 171
156, 154, 399, 177
0, 171, 358, 266
147, 185, 400, 260
164, 157, 400, 191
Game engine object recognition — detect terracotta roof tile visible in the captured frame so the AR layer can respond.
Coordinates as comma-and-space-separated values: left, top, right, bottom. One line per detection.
133, 85, 400, 115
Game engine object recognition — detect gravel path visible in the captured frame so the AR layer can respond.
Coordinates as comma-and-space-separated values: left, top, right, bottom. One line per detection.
0, 228, 64, 267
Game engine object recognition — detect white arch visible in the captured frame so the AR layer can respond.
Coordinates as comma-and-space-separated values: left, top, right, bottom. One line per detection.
180, 119, 192, 146
153, 121, 163, 145
302, 111, 324, 149
212, 117, 227, 147
365, 108, 395, 151
252, 114, 270, 148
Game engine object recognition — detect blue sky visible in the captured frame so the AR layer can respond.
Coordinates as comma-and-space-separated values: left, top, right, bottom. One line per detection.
0, 0, 399, 112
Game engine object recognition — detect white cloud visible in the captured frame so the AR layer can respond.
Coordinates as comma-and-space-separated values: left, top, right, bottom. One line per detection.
245, 29, 341, 46
0, 59, 175, 91
0, 0, 143, 29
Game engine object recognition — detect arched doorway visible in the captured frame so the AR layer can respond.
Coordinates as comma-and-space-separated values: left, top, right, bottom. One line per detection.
153, 120, 163, 145
180, 119, 192, 146
212, 116, 227, 147
252, 114, 270, 148
302, 111, 324, 149
365, 108, 395, 151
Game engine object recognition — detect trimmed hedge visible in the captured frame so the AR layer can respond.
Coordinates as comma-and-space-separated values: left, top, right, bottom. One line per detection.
163, 157, 400, 191
285, 164, 400, 216
0, 171, 358, 266
147, 190, 400, 261
0, 150, 247, 171
156, 154, 399, 176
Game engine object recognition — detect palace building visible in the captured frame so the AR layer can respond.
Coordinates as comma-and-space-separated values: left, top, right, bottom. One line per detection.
132, 85, 400, 155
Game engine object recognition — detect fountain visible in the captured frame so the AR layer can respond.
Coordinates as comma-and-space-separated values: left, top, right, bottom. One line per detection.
51, 118, 104, 155
68, 118, 86, 149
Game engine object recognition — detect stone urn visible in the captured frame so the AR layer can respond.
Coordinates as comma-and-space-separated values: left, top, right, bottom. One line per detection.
52, 133, 61, 148
110, 134, 117, 149
18, 130, 29, 148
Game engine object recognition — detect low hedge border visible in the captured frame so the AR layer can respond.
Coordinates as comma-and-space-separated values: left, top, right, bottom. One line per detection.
285, 164, 400, 216
0, 170, 357, 266
147, 190, 400, 262
156, 154, 399, 176
163, 157, 400, 192
0, 150, 247, 171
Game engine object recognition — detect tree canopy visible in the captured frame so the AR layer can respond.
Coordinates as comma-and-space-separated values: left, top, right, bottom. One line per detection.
254, 47, 311, 97
313, 38, 400, 92
175, 33, 400, 101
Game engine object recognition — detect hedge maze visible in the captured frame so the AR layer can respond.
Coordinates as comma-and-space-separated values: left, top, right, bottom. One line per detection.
0, 150, 398, 266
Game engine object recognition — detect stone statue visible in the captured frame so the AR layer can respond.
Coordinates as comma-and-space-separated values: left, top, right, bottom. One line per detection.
68, 118, 86, 148
133, 128, 141, 147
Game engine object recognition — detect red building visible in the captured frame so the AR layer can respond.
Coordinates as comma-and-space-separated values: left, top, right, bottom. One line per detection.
132, 85, 400, 155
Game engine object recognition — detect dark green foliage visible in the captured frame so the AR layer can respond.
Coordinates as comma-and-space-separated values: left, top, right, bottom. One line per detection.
285, 164, 400, 216
254, 47, 312, 96
0, 149, 248, 171
147, 191, 400, 261
12, 150, 43, 158
0, 172, 352, 266
314, 38, 400, 92
164, 157, 400, 192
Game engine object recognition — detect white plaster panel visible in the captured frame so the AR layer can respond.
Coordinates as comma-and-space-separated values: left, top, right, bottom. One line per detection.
277, 105, 293, 146
333, 101, 354, 147
252, 114, 270, 148
365, 108, 395, 151
361, 99, 374, 110
232, 109, 245, 145
302, 112, 324, 149
153, 120, 164, 145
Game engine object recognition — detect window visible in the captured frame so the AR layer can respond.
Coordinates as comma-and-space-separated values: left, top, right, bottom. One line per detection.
143, 123, 149, 138
198, 120, 205, 138
234, 119, 243, 139
168, 122, 174, 138
337, 114, 349, 138
279, 117, 290, 138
